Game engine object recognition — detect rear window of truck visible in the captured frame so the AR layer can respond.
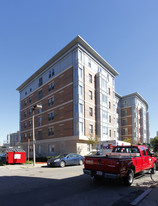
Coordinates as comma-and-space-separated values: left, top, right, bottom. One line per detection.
113, 147, 139, 153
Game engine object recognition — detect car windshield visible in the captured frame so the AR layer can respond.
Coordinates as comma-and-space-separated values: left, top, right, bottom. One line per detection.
55, 154, 68, 159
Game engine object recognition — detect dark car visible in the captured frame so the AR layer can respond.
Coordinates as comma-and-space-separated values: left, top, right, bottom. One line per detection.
47, 153, 84, 168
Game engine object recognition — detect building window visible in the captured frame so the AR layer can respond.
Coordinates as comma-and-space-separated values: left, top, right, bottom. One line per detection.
79, 50, 82, 61
25, 91, 27, 95
48, 82, 54, 91
52, 69, 55, 76
29, 120, 32, 127
109, 115, 111, 123
30, 87, 32, 92
48, 112, 54, 121
102, 110, 108, 121
109, 129, 111, 137
88, 58, 91, 67
24, 122, 27, 128
122, 119, 127, 126
122, 109, 127, 117
79, 67, 83, 79
49, 144, 55, 153
79, 103, 83, 113
89, 90, 92, 100
122, 128, 128, 135
48, 96, 54, 106
89, 124, 93, 134
24, 133, 27, 140
89, 74, 92, 83
102, 78, 107, 90
89, 107, 93, 116
24, 111, 27, 117
108, 88, 111, 95
39, 77, 43, 87
29, 97, 32, 103
29, 132, 31, 139
38, 145, 41, 154
29, 108, 32, 115
79, 122, 83, 135
103, 126, 108, 135
79, 85, 83, 96
24, 100, 27, 106
102, 94, 107, 105
38, 90, 42, 100
48, 127, 54, 136
38, 117, 42, 126
37, 131, 42, 140
49, 71, 51, 78
109, 101, 111, 109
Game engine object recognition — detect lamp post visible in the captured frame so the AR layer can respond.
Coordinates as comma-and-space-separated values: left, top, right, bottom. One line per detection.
32, 104, 42, 166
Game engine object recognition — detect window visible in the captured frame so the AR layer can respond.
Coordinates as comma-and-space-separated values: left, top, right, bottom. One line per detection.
24, 111, 27, 117
79, 51, 82, 61
89, 124, 93, 134
24, 122, 27, 128
108, 88, 111, 95
38, 145, 41, 154
109, 101, 111, 109
48, 82, 54, 91
49, 71, 51, 78
48, 97, 54, 106
88, 58, 91, 67
37, 131, 42, 140
109, 115, 111, 123
140, 147, 147, 156
29, 108, 32, 115
79, 67, 83, 79
79, 85, 83, 96
89, 74, 92, 83
89, 90, 92, 100
29, 120, 32, 127
122, 119, 127, 126
38, 117, 42, 126
48, 127, 54, 136
29, 97, 32, 103
25, 91, 27, 95
24, 133, 27, 140
102, 94, 107, 104
79, 122, 83, 135
48, 112, 54, 121
30, 87, 32, 92
89, 107, 93, 116
102, 110, 108, 121
109, 129, 111, 137
39, 77, 43, 87
122, 109, 127, 116
38, 90, 42, 100
29, 132, 31, 139
52, 69, 55, 76
103, 126, 108, 135
79, 103, 83, 113
49, 144, 55, 153
24, 100, 27, 106
122, 128, 128, 135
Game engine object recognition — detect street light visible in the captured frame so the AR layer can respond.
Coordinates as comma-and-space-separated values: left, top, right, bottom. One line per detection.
32, 104, 42, 166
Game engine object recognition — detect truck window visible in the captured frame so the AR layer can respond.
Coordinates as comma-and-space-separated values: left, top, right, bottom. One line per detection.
146, 149, 151, 156
140, 147, 146, 156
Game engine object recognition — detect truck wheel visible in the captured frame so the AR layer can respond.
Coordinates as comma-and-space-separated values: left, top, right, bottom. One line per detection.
124, 169, 134, 186
151, 163, 156, 174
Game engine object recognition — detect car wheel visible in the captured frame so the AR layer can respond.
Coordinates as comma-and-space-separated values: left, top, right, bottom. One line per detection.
79, 160, 83, 165
60, 161, 65, 168
124, 169, 134, 186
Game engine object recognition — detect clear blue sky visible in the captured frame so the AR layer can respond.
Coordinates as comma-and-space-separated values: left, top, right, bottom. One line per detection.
0, 0, 158, 143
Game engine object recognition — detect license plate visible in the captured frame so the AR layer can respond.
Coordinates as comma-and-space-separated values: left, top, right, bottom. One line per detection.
96, 171, 103, 176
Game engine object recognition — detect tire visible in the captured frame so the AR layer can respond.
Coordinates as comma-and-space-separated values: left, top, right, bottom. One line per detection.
124, 169, 134, 186
60, 161, 65, 168
151, 163, 156, 174
79, 160, 83, 165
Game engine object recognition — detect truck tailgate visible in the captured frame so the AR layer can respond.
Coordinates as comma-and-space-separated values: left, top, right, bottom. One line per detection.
84, 156, 120, 173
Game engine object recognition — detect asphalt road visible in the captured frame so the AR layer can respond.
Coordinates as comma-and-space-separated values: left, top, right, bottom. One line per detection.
0, 164, 157, 206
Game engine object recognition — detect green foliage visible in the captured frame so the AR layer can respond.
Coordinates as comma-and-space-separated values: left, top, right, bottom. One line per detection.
150, 136, 158, 152
25, 160, 33, 164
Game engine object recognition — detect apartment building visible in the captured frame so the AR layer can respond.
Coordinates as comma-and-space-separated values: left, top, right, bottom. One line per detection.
7, 131, 20, 147
115, 92, 150, 144
17, 36, 150, 156
17, 36, 119, 156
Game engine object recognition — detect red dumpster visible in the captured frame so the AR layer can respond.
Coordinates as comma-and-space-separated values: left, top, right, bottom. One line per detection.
6, 148, 26, 164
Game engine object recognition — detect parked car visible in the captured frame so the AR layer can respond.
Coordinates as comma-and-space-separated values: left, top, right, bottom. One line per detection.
47, 153, 84, 168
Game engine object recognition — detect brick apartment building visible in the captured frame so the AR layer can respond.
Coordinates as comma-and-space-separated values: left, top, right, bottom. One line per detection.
17, 36, 149, 156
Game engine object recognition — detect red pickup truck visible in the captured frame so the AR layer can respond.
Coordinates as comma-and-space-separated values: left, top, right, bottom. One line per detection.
83, 145, 157, 186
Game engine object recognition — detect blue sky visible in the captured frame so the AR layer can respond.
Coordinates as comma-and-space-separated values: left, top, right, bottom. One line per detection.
0, 0, 158, 143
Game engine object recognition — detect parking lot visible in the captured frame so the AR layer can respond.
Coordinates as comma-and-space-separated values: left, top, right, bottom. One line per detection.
0, 164, 157, 206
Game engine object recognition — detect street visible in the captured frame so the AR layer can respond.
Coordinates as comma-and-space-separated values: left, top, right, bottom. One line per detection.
0, 164, 157, 206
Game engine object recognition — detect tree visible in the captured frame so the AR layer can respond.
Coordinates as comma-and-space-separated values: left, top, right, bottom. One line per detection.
150, 136, 158, 153
87, 134, 99, 151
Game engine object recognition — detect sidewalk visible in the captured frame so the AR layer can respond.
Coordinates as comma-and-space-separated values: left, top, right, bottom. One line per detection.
2, 162, 47, 170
